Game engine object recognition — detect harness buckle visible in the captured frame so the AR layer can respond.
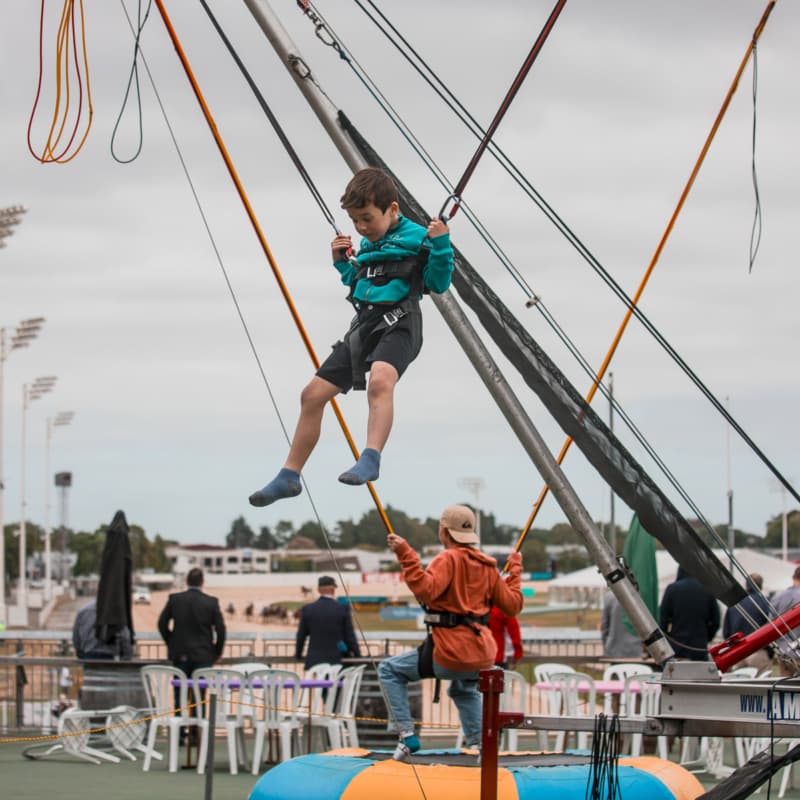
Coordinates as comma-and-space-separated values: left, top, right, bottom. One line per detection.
383, 308, 405, 326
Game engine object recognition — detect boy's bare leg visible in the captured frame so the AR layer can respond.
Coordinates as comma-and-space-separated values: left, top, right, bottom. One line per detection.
249, 376, 340, 506
339, 361, 398, 485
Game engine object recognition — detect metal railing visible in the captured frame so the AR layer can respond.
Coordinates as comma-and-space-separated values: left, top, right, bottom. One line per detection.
0, 629, 602, 736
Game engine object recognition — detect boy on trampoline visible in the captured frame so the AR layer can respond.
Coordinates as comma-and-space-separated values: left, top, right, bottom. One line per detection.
249, 167, 453, 507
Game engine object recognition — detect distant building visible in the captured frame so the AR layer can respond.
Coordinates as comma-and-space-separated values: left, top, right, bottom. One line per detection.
165, 544, 385, 580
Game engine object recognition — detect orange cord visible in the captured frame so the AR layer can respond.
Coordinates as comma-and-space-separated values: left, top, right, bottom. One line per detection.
151, 0, 395, 536
27, 0, 94, 164
512, 1, 778, 557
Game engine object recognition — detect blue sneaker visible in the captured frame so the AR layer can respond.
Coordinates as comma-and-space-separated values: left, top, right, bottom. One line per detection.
392, 733, 420, 761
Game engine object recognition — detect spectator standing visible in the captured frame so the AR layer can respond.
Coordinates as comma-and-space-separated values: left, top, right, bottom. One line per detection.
158, 568, 226, 743
600, 591, 642, 659
295, 575, 360, 669
721, 573, 773, 673
770, 566, 800, 675
659, 566, 720, 660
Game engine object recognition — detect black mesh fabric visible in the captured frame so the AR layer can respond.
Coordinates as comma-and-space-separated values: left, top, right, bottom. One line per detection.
339, 111, 745, 607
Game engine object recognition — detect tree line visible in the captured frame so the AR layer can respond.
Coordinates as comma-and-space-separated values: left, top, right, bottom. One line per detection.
3, 507, 796, 581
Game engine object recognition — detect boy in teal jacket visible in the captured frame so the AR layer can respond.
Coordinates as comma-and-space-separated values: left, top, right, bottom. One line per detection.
249, 167, 453, 506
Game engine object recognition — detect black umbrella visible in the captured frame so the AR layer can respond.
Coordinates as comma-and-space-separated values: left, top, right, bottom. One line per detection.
95, 510, 136, 657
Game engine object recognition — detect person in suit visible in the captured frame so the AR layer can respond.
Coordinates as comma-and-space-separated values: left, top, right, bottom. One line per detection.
158, 567, 226, 742
295, 575, 360, 669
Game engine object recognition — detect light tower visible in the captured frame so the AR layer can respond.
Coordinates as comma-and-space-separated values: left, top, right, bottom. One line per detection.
17, 376, 57, 617
44, 412, 74, 599
0, 316, 45, 625
0, 206, 27, 249
458, 476, 486, 546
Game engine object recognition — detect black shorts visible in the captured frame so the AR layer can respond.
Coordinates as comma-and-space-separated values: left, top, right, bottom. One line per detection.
316, 303, 423, 392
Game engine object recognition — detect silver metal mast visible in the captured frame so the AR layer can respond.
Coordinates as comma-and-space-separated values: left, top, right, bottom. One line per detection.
242, 0, 674, 664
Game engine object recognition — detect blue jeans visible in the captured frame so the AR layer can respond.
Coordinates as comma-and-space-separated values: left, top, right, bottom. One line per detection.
377, 648, 482, 745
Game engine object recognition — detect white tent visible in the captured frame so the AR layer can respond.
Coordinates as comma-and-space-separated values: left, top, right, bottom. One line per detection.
546, 547, 795, 608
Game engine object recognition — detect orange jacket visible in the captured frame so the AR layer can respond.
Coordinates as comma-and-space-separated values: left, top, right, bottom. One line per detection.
395, 540, 523, 671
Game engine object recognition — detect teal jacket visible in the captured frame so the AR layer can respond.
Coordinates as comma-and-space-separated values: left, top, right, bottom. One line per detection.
333, 215, 453, 305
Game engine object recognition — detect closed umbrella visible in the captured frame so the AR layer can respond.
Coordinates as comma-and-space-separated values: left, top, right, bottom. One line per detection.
95, 510, 135, 658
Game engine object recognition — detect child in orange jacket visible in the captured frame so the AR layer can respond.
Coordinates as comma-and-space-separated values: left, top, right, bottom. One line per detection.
379, 505, 523, 760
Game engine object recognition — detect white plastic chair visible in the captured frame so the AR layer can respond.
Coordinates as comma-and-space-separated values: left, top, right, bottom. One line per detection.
231, 662, 272, 731
249, 668, 303, 773
553, 672, 596, 751
624, 674, 668, 759
311, 664, 366, 749
141, 664, 209, 773
301, 663, 343, 720
533, 663, 576, 749
192, 667, 249, 775
601, 663, 653, 715
722, 666, 759, 681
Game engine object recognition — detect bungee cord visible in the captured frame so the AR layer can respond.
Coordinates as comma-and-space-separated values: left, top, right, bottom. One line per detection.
749, 39, 763, 273
297, 0, 800, 656
146, 1, 418, 761
438, 0, 568, 223
150, 0, 396, 543
302, 0, 797, 509
27, 0, 94, 163
110, 0, 153, 163
511, 0, 781, 540
115, 0, 336, 549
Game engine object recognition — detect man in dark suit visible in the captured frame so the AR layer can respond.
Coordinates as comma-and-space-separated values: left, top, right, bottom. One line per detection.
295, 575, 360, 669
158, 568, 226, 742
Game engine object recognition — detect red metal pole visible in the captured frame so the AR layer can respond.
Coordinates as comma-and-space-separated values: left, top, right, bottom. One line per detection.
480, 668, 502, 800
479, 669, 524, 800
710, 604, 800, 672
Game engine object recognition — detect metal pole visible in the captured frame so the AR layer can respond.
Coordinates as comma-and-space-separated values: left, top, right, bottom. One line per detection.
44, 418, 52, 601
608, 372, 616, 553
0, 330, 6, 624
18, 384, 28, 616
726, 396, 734, 571
60, 487, 67, 584
204, 691, 217, 800
782, 488, 789, 562
241, 0, 673, 664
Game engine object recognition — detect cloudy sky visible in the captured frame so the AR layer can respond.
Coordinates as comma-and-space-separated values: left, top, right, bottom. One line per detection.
1, 1, 798, 550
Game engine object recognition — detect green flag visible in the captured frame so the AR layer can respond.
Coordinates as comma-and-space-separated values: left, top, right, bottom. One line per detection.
622, 513, 659, 636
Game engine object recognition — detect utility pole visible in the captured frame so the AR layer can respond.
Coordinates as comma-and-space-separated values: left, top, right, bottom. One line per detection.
459, 477, 486, 546
726, 396, 734, 571
0, 316, 45, 625
608, 372, 616, 553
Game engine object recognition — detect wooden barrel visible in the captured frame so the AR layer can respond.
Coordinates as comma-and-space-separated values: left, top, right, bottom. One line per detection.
79, 662, 149, 710
353, 661, 422, 749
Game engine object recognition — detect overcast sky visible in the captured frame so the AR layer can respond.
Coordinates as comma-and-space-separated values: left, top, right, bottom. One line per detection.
1, 1, 798, 550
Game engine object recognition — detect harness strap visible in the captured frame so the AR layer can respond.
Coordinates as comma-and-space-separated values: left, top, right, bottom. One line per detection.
347, 248, 430, 308
346, 297, 420, 392
423, 610, 490, 629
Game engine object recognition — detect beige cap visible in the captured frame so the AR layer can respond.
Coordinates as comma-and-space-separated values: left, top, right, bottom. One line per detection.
440, 505, 478, 545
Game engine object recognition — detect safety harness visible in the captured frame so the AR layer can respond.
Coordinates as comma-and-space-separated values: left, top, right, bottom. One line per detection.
345, 249, 429, 391
417, 607, 490, 703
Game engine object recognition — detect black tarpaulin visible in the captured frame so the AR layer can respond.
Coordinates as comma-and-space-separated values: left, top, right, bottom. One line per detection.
95, 510, 135, 653
339, 111, 746, 608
